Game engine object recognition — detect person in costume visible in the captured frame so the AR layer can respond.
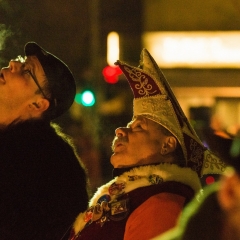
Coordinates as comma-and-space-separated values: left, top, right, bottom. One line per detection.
0, 42, 89, 239
68, 49, 225, 240
154, 133, 240, 240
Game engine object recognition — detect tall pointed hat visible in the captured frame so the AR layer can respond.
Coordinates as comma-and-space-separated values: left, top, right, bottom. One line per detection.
115, 49, 226, 177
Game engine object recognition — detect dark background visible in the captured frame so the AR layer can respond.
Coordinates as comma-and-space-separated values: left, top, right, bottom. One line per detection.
1, 0, 240, 191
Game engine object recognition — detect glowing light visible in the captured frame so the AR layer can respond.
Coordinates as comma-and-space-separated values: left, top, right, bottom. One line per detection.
74, 93, 82, 105
102, 65, 122, 84
205, 176, 215, 185
81, 90, 95, 106
143, 31, 240, 68
75, 91, 95, 107
107, 32, 119, 66
230, 138, 240, 157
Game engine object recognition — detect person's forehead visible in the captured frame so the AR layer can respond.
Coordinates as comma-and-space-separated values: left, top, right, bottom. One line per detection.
132, 115, 157, 123
25, 55, 38, 65
127, 116, 148, 126
25, 56, 44, 73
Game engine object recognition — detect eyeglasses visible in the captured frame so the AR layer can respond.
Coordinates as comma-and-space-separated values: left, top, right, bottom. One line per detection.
15, 55, 50, 101
26, 69, 49, 100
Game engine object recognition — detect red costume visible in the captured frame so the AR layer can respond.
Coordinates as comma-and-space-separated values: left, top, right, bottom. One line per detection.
69, 164, 201, 240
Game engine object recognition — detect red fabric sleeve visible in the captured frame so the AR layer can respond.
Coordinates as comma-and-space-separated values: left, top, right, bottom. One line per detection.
124, 192, 185, 240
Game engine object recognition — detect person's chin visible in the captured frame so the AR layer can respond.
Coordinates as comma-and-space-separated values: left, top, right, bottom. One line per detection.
110, 155, 128, 168
110, 154, 119, 168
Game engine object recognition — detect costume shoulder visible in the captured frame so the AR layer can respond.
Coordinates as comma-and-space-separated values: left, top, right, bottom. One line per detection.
71, 164, 201, 238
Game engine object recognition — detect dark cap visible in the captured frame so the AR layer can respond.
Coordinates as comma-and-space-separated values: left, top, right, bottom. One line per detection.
205, 132, 240, 173
24, 42, 76, 120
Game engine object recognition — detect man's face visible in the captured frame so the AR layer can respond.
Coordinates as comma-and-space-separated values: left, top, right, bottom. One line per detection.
111, 116, 170, 168
0, 56, 46, 125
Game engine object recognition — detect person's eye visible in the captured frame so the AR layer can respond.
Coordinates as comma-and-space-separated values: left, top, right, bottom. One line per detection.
132, 123, 143, 131
22, 68, 31, 76
21, 63, 31, 75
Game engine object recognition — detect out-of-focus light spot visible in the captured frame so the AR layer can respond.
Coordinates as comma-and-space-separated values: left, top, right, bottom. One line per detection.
102, 65, 122, 84
75, 91, 95, 107
107, 32, 119, 66
143, 31, 240, 68
75, 93, 82, 104
230, 138, 240, 157
81, 90, 95, 106
205, 176, 215, 185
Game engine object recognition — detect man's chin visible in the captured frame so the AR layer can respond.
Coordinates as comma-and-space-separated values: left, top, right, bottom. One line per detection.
114, 164, 139, 168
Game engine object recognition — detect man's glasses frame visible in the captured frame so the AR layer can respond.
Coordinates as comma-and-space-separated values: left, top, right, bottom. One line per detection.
15, 55, 49, 101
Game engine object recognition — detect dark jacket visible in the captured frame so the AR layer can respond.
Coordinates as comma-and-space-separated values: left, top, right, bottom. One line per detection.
0, 120, 89, 240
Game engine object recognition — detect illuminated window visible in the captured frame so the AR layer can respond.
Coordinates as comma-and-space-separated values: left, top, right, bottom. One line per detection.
143, 31, 240, 68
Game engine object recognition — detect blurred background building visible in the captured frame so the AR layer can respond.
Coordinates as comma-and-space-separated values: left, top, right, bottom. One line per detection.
1, 0, 240, 191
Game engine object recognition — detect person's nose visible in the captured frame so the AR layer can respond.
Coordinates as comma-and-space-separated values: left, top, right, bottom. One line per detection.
9, 60, 22, 72
115, 127, 128, 137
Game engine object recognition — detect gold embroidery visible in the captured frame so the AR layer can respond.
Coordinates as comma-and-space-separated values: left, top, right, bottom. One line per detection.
189, 139, 203, 172
204, 153, 226, 172
140, 99, 173, 116
124, 66, 157, 96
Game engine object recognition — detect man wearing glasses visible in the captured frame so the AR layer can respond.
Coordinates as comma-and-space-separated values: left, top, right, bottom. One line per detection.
0, 42, 89, 239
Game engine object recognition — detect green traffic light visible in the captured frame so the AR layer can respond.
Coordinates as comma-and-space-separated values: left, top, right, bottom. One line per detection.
75, 93, 82, 104
75, 90, 95, 107
82, 90, 95, 106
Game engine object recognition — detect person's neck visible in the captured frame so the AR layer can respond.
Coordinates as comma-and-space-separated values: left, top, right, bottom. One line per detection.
112, 163, 161, 178
0, 117, 24, 131
0, 115, 22, 127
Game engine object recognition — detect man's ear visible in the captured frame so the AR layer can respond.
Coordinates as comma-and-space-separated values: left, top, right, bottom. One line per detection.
160, 136, 177, 155
217, 171, 240, 211
29, 98, 50, 115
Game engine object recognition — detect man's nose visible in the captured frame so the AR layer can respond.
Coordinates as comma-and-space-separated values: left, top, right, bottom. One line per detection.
9, 60, 22, 72
115, 127, 128, 137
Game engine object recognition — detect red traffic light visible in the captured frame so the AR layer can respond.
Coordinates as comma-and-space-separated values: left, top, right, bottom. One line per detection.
102, 65, 122, 84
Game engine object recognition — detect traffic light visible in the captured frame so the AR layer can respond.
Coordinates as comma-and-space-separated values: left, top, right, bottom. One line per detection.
75, 90, 96, 107
102, 65, 122, 84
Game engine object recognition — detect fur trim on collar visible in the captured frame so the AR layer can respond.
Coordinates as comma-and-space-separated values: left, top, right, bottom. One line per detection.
89, 163, 201, 206
72, 164, 201, 234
